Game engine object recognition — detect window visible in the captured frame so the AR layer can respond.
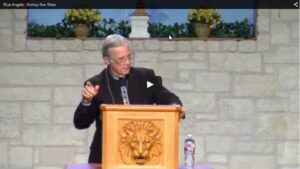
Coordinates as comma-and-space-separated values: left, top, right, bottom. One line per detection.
27, 9, 255, 38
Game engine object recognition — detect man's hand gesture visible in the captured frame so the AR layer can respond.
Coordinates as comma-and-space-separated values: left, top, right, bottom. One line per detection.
82, 81, 100, 103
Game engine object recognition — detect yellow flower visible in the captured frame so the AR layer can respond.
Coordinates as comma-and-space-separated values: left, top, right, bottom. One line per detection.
188, 8, 221, 27
64, 8, 101, 25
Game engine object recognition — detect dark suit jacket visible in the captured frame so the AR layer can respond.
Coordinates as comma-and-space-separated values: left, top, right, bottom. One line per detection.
73, 67, 182, 163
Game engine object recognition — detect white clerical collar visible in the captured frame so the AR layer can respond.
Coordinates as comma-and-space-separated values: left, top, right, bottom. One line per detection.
111, 72, 120, 80
108, 67, 122, 80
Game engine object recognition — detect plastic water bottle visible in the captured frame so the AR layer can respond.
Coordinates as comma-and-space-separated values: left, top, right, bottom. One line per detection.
184, 134, 195, 169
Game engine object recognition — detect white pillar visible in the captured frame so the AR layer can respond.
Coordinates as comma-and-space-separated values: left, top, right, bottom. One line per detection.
129, 15, 150, 38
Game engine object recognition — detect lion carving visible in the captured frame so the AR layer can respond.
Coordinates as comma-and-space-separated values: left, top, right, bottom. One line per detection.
119, 120, 163, 165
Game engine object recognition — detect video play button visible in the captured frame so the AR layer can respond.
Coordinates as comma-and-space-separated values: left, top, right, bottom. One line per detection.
139, 75, 162, 92
147, 81, 154, 88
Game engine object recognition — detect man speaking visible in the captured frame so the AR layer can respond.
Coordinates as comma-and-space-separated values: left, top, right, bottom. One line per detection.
73, 34, 184, 163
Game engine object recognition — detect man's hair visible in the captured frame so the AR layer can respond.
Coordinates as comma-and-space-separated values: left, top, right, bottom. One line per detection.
102, 34, 130, 58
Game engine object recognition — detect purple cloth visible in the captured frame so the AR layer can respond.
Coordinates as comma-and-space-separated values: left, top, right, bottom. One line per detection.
179, 164, 213, 169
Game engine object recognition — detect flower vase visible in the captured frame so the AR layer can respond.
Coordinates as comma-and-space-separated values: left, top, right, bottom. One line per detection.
194, 23, 211, 38
73, 24, 89, 40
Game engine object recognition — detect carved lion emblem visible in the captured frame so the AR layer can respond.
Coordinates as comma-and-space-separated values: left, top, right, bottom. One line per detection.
119, 120, 163, 165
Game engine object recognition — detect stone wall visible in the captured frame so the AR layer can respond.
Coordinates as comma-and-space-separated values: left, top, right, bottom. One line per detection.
0, 9, 299, 169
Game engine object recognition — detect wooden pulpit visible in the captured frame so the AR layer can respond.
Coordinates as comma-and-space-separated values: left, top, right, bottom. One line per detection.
100, 104, 182, 169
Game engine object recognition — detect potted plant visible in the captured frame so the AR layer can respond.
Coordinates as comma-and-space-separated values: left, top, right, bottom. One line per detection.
188, 9, 221, 38
64, 8, 100, 39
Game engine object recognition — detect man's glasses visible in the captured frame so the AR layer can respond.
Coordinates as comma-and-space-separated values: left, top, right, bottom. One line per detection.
109, 55, 132, 64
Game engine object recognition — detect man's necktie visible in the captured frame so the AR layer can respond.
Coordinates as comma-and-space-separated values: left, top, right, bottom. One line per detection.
120, 78, 130, 105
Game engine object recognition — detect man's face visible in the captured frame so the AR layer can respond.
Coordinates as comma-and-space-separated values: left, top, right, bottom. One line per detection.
106, 44, 132, 77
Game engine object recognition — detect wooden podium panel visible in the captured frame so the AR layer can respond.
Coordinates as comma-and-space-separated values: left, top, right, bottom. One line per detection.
100, 105, 181, 169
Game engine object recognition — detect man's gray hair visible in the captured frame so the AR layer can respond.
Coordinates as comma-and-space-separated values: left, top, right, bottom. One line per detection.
102, 34, 130, 57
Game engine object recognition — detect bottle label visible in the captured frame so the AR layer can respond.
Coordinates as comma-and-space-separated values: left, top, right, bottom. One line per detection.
185, 146, 195, 152
184, 140, 195, 154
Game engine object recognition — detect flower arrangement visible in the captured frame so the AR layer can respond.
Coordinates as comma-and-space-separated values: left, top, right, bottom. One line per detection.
188, 9, 221, 28
64, 8, 101, 26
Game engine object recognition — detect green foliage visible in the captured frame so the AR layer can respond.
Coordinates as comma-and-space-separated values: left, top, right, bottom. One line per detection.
148, 18, 253, 38
27, 22, 74, 38
27, 18, 254, 39
210, 19, 254, 38
28, 18, 131, 38
94, 18, 131, 37
148, 22, 195, 38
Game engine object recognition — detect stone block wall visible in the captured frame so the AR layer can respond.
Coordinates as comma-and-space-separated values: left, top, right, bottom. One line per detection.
0, 9, 299, 169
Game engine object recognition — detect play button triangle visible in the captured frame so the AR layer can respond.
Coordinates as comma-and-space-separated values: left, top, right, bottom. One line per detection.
147, 81, 153, 88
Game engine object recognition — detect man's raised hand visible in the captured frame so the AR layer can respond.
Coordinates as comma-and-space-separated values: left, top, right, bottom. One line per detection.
82, 81, 100, 102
